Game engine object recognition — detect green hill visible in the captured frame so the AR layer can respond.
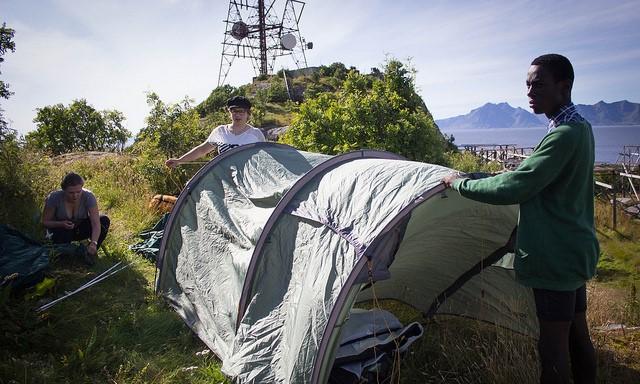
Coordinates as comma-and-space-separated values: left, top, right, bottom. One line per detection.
195, 63, 360, 133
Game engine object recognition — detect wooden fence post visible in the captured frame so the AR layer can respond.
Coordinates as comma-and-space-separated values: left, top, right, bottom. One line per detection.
612, 187, 617, 231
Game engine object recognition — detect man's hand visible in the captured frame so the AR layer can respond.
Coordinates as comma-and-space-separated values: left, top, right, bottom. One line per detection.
442, 172, 463, 188
165, 158, 180, 168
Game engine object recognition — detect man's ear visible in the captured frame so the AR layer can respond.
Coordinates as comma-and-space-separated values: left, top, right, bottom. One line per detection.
559, 79, 573, 99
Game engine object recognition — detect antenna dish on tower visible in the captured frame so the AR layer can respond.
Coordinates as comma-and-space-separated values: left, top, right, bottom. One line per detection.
218, 0, 312, 86
230, 21, 249, 40
280, 33, 296, 50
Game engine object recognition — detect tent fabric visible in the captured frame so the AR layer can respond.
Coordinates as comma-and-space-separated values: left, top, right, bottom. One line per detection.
0, 225, 85, 289
130, 213, 169, 262
330, 308, 424, 382
156, 143, 537, 384
157, 143, 330, 362
0, 225, 50, 289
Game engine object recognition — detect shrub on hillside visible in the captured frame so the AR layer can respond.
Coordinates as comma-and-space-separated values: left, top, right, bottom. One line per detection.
132, 152, 199, 196
281, 60, 449, 164
0, 138, 50, 236
445, 151, 503, 173
318, 62, 348, 80
267, 77, 289, 103
133, 93, 206, 158
196, 85, 246, 117
131, 93, 211, 195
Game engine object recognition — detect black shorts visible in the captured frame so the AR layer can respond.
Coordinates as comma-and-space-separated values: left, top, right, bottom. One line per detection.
533, 284, 587, 322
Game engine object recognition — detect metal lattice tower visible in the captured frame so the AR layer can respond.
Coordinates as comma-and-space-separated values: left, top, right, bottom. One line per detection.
218, 0, 312, 86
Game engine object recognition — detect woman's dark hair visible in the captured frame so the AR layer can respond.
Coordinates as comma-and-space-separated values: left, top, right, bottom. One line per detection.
61, 172, 84, 189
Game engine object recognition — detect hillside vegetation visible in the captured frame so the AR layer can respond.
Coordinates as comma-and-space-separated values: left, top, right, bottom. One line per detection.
1, 60, 638, 383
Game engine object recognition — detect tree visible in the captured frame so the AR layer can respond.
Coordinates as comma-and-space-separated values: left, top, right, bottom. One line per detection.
101, 110, 129, 152
131, 93, 211, 194
0, 23, 50, 234
318, 62, 348, 79
196, 84, 245, 117
267, 76, 289, 102
26, 99, 131, 155
281, 60, 449, 164
133, 92, 205, 157
0, 23, 16, 141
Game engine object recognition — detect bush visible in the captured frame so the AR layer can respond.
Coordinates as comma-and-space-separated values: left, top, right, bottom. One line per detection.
196, 85, 245, 117
267, 77, 289, 103
250, 90, 268, 127
132, 151, 199, 196
0, 138, 51, 236
445, 151, 502, 173
134, 93, 207, 157
281, 60, 448, 164
130, 93, 212, 194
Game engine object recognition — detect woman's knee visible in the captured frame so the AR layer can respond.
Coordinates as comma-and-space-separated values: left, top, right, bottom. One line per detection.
100, 215, 111, 229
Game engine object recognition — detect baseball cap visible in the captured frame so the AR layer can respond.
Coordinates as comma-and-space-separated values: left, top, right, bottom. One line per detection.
227, 96, 252, 109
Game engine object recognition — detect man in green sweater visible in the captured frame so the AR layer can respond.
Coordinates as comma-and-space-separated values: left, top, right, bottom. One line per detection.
443, 54, 598, 384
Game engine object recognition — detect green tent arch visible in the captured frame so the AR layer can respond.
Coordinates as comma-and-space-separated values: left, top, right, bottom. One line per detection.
156, 142, 537, 383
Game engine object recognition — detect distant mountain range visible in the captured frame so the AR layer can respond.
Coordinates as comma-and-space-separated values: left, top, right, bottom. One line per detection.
435, 100, 640, 129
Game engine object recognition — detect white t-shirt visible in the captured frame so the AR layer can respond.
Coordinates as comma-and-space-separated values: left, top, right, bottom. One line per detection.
206, 124, 266, 154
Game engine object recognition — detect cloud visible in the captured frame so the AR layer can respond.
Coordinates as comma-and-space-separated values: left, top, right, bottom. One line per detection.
2, 0, 639, 135
4, 1, 227, 134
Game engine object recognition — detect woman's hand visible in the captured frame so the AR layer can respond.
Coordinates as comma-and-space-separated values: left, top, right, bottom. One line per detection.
87, 241, 98, 256
62, 220, 75, 229
165, 158, 181, 168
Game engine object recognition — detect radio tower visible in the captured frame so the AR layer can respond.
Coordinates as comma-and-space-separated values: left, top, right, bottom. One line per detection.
218, 0, 312, 86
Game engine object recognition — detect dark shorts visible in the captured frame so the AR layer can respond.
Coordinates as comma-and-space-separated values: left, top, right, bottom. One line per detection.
47, 215, 110, 248
533, 284, 587, 322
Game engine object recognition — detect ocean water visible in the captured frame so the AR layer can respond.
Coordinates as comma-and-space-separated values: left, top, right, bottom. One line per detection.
442, 125, 640, 164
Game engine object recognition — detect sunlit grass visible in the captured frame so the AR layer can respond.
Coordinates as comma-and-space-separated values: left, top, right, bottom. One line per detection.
1, 153, 639, 383
0, 154, 229, 383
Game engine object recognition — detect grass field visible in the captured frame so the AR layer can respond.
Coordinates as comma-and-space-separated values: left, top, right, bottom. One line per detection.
1, 155, 638, 383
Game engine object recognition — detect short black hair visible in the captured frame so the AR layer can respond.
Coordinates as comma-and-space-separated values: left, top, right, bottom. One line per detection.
531, 54, 574, 85
61, 172, 84, 189
226, 95, 252, 110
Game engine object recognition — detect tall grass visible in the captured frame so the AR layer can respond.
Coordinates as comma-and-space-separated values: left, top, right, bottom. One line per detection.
1, 150, 639, 383
400, 317, 538, 384
0, 142, 51, 236
587, 283, 640, 383
0, 152, 230, 383
445, 151, 502, 173
593, 197, 640, 321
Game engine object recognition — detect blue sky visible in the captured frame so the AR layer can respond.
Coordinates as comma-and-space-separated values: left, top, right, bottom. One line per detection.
2, 0, 639, 136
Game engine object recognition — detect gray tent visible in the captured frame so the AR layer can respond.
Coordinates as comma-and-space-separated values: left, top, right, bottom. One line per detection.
156, 143, 537, 383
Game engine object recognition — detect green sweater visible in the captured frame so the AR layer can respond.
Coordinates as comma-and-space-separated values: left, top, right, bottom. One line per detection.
452, 121, 600, 291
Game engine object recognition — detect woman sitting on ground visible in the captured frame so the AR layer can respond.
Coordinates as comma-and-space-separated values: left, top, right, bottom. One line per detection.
42, 172, 110, 259
165, 96, 265, 168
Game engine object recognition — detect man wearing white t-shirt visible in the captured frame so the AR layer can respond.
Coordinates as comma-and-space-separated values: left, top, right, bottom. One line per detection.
165, 96, 265, 168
